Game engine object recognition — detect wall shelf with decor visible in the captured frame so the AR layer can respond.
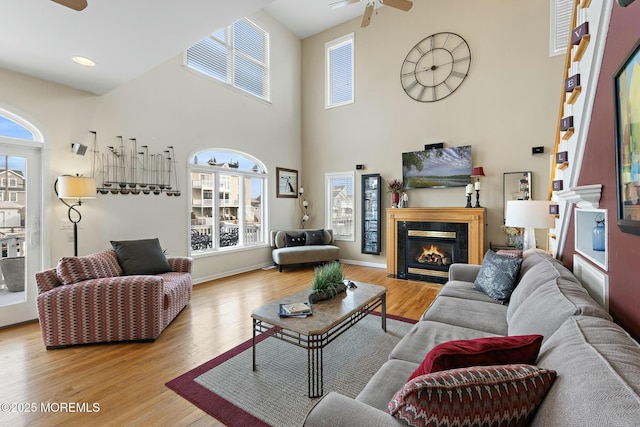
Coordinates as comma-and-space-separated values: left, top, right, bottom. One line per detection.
361, 174, 381, 255
574, 208, 607, 271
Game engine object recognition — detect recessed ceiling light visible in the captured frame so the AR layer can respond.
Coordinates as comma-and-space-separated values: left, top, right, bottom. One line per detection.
72, 56, 96, 67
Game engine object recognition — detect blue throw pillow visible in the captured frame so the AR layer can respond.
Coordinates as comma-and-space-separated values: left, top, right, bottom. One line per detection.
474, 250, 523, 302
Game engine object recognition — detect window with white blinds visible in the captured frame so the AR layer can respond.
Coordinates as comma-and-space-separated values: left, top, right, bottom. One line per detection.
186, 18, 270, 101
326, 33, 354, 109
325, 172, 355, 241
550, 0, 573, 56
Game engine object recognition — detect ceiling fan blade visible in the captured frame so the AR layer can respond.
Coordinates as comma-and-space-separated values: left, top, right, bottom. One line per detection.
361, 3, 374, 27
381, 0, 413, 12
51, 0, 88, 11
329, 0, 361, 9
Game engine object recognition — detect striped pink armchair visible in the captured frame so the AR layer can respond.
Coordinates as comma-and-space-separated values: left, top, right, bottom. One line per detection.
35, 249, 192, 349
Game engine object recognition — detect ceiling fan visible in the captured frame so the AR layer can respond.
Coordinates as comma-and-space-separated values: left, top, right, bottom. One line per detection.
329, 0, 413, 28
51, 0, 88, 11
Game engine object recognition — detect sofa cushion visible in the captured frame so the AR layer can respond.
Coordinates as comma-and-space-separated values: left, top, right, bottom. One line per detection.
517, 249, 566, 282
531, 316, 640, 426
389, 321, 500, 365
473, 250, 522, 302
507, 259, 560, 323
284, 232, 306, 247
421, 296, 509, 335
388, 364, 557, 427
356, 359, 418, 412
56, 249, 123, 285
437, 280, 498, 304
304, 229, 325, 245
111, 238, 172, 275
407, 334, 543, 380
508, 277, 611, 340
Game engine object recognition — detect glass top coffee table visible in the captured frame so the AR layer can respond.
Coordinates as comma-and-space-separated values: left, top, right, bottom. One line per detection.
251, 282, 387, 398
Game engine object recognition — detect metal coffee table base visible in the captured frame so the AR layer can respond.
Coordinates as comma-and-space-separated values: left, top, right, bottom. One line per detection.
252, 294, 386, 398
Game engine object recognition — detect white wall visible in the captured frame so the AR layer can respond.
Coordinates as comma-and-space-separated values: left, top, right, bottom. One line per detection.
0, 2, 565, 283
301, 0, 565, 262
0, 10, 301, 282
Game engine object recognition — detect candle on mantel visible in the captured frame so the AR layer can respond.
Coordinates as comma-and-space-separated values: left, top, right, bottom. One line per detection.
466, 184, 473, 194
475, 181, 481, 190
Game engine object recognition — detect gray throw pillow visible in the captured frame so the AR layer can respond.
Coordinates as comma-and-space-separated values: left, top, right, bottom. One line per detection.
110, 238, 171, 275
474, 250, 523, 302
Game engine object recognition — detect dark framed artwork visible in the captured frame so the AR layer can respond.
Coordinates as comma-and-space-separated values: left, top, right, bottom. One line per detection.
276, 167, 298, 198
614, 36, 640, 236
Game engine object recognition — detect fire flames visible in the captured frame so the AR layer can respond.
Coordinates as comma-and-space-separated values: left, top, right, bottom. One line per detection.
417, 244, 450, 266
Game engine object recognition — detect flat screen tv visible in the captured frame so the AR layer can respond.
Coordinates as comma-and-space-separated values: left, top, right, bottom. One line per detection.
402, 145, 472, 189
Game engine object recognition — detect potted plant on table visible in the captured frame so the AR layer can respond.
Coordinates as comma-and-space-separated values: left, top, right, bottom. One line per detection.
387, 179, 404, 208
309, 262, 346, 303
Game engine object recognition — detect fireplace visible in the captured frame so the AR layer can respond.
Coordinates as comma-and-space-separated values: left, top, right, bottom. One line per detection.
386, 207, 485, 279
397, 221, 469, 283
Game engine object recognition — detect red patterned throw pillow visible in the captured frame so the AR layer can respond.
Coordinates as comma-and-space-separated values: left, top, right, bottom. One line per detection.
56, 249, 123, 285
408, 334, 543, 381
389, 364, 557, 427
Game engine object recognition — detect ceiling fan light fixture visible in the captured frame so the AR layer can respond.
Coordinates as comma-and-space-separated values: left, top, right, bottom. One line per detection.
72, 56, 96, 67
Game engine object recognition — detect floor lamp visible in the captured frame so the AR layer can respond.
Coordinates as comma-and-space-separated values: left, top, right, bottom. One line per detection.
55, 175, 96, 256
505, 200, 555, 252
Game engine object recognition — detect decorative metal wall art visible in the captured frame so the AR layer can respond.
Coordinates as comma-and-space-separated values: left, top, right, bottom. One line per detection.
89, 131, 181, 196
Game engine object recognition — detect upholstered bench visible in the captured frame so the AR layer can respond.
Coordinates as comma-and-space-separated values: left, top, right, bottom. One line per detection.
270, 229, 340, 272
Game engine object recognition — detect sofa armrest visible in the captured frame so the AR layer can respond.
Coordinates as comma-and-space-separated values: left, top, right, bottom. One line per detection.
35, 268, 62, 293
448, 263, 482, 282
303, 392, 404, 427
167, 257, 193, 274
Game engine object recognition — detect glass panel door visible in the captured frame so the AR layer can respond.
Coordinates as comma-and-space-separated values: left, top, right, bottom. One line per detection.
0, 145, 41, 326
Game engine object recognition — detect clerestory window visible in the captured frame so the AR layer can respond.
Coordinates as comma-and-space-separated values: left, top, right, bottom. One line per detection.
189, 150, 267, 254
325, 33, 354, 109
186, 18, 270, 101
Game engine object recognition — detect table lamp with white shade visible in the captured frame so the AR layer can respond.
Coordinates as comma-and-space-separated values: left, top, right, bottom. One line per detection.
505, 200, 555, 251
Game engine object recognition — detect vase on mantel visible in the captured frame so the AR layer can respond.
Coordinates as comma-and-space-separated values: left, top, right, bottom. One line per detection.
391, 192, 400, 208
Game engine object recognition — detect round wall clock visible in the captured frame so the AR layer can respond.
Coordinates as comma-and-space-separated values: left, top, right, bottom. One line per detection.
400, 32, 471, 102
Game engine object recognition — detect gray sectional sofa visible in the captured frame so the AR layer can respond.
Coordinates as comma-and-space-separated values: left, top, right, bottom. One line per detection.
270, 229, 340, 272
304, 249, 640, 426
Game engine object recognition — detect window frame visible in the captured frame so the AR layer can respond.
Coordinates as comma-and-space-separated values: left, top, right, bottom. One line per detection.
325, 171, 355, 242
185, 17, 271, 102
325, 33, 355, 109
188, 150, 268, 257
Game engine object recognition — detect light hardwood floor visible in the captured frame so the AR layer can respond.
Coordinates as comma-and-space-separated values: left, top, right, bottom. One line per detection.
0, 264, 441, 427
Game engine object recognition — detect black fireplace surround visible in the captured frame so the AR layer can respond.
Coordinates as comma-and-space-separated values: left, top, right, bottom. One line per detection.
397, 221, 469, 284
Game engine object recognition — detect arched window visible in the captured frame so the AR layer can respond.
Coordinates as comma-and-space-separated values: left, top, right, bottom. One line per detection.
0, 113, 37, 141
189, 149, 267, 254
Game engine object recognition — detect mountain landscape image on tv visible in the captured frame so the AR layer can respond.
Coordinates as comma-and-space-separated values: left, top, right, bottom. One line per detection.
402, 145, 472, 189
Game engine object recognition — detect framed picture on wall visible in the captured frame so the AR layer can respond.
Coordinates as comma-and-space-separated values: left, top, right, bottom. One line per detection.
613, 36, 640, 236
276, 167, 298, 198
